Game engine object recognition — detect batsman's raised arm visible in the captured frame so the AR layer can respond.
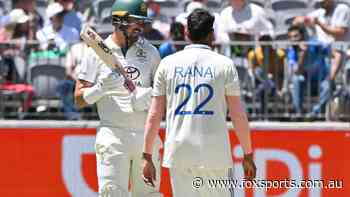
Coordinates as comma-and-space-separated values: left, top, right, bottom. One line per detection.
80, 25, 136, 92
74, 48, 126, 109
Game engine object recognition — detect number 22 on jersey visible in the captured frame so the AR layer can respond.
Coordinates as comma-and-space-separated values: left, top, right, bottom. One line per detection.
174, 83, 214, 116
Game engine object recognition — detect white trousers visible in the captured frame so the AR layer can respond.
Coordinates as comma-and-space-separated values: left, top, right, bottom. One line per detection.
95, 126, 163, 197
169, 167, 234, 197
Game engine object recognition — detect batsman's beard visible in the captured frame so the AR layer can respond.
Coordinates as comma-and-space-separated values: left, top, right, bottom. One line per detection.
128, 28, 143, 43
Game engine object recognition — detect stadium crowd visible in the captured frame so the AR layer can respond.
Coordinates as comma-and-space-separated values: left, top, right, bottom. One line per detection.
0, 0, 349, 121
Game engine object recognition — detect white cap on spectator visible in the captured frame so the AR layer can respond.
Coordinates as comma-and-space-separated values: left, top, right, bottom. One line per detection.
46, 2, 64, 19
9, 9, 31, 24
186, 2, 207, 14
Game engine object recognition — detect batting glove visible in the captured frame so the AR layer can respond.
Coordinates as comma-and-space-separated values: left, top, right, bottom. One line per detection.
99, 72, 126, 94
83, 72, 125, 105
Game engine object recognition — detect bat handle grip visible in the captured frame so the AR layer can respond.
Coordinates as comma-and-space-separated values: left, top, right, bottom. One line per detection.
123, 78, 136, 93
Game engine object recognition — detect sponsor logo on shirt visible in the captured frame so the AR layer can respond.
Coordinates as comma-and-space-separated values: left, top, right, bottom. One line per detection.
136, 48, 147, 58
125, 66, 140, 80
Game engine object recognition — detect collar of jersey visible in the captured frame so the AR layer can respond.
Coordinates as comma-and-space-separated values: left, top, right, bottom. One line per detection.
105, 35, 144, 53
185, 44, 211, 50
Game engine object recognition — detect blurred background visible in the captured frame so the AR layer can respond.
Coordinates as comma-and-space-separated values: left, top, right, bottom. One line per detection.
0, 0, 349, 122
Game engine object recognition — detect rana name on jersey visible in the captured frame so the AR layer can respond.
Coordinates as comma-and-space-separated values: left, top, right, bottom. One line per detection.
175, 66, 214, 79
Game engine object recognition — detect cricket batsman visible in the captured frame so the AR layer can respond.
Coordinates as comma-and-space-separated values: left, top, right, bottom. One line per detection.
142, 9, 256, 196
74, 0, 162, 196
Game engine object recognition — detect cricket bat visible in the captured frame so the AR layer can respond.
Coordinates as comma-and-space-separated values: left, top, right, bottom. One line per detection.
80, 25, 135, 92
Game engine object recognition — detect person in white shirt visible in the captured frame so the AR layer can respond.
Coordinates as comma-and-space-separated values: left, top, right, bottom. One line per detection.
36, 2, 79, 51
142, 9, 256, 197
176, 1, 225, 43
293, 0, 350, 117
74, 0, 162, 196
219, 0, 274, 60
220, 0, 274, 41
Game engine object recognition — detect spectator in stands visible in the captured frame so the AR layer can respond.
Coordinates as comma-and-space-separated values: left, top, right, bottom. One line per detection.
0, 57, 35, 119
176, 1, 225, 43
0, 17, 9, 28
55, 40, 88, 120
0, 1, 5, 17
327, 51, 350, 121
0, 55, 35, 119
12, 0, 35, 13
55, 0, 83, 33
146, 0, 169, 38
36, 2, 79, 52
219, 0, 274, 57
247, 35, 285, 114
0, 9, 35, 119
176, 1, 207, 26
175, 0, 190, 25
12, 0, 44, 39
159, 21, 185, 58
293, 0, 350, 117
141, 1, 164, 42
143, 22, 165, 42
0, 13, 11, 28
0, 8, 34, 63
286, 25, 331, 116
0, 9, 31, 43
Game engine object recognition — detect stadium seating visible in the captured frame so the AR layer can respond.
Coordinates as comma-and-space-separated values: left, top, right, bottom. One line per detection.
28, 58, 66, 99
249, 0, 268, 8
92, 0, 114, 24
270, 0, 309, 11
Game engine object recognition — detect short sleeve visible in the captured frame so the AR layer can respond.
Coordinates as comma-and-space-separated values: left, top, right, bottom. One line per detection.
225, 62, 241, 96
332, 5, 350, 28
77, 48, 99, 83
258, 14, 274, 36
152, 61, 167, 96
151, 47, 161, 81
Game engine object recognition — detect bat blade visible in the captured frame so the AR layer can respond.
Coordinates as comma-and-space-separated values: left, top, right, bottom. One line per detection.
80, 25, 135, 92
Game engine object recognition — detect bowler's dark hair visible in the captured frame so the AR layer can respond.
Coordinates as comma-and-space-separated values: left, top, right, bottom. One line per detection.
187, 9, 214, 42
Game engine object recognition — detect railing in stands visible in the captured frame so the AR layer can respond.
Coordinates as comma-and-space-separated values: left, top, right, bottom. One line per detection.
0, 40, 349, 121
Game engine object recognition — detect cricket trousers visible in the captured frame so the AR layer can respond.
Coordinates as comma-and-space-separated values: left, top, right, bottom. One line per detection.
95, 126, 163, 197
169, 167, 235, 197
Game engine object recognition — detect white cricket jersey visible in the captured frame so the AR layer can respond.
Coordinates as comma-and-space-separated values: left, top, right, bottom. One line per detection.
78, 35, 160, 130
153, 44, 241, 169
